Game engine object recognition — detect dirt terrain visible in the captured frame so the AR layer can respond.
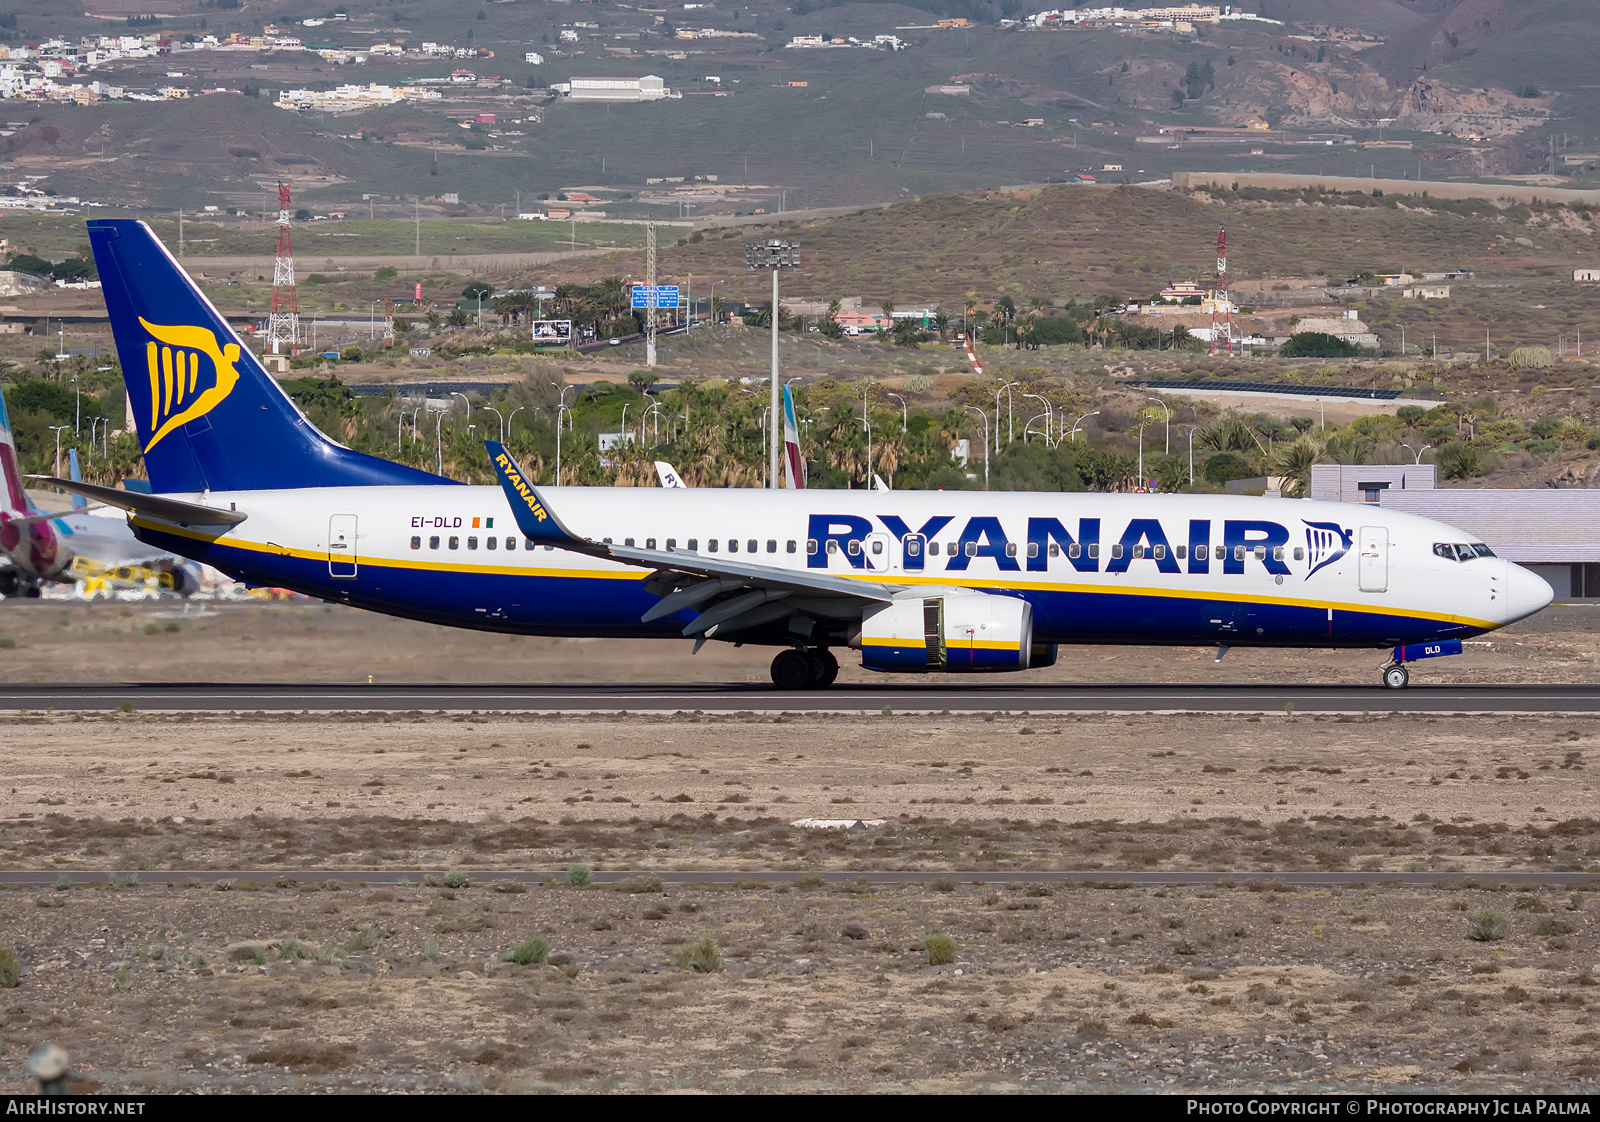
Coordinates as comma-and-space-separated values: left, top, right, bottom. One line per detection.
1, 603, 1600, 1092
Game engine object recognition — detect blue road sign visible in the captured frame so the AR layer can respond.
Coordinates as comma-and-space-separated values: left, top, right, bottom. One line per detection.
631, 285, 681, 309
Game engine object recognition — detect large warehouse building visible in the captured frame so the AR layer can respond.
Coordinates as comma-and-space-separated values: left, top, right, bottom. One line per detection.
562, 75, 672, 101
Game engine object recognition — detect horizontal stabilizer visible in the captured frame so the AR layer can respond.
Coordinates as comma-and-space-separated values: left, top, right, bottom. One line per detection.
25, 476, 247, 528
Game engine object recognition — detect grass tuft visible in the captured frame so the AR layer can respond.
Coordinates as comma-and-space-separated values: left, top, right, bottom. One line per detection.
52, 875, 70, 892
614, 873, 663, 894
108, 872, 139, 889
504, 936, 551, 966
565, 863, 594, 887
1467, 908, 1508, 942
922, 932, 958, 966
0, 946, 19, 988
442, 871, 470, 889
675, 935, 723, 973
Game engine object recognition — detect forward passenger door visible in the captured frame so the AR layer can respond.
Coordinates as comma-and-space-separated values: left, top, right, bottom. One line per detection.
1358, 525, 1387, 593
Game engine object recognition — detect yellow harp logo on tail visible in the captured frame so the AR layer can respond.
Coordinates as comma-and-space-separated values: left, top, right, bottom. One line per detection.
137, 317, 243, 454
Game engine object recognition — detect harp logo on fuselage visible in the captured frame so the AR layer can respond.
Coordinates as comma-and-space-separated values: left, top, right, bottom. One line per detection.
137, 317, 243, 454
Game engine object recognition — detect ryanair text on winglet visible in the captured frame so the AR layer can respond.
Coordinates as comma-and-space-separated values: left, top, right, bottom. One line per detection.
495, 453, 549, 523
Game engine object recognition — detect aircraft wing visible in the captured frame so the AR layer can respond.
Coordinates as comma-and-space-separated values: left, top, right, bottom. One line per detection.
25, 476, 247, 528
485, 442, 895, 637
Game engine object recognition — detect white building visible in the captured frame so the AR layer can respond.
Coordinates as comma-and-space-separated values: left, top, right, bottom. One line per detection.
566, 75, 671, 101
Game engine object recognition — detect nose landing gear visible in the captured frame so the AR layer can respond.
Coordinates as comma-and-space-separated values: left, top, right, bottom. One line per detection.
770, 647, 839, 689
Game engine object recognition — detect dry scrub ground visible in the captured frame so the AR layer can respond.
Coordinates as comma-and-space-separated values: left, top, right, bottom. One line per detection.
3, 603, 1600, 1092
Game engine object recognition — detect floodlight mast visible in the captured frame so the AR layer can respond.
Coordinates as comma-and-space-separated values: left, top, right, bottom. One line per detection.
746, 238, 799, 489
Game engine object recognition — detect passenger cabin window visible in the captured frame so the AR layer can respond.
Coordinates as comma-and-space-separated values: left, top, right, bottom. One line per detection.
1254, 546, 1266, 561
928, 542, 940, 556
847, 540, 861, 556
686, 538, 697, 551
1048, 543, 1060, 558
1175, 545, 1186, 560
449, 536, 460, 550
624, 537, 635, 547
467, 536, 478, 550
525, 539, 536, 550
767, 540, 777, 553
1088, 544, 1099, 559
1027, 543, 1039, 559
1233, 545, 1244, 561
410, 536, 421, 550
906, 539, 922, 557
1110, 543, 1124, 560
486, 536, 497, 550
666, 538, 677, 551
826, 540, 838, 555
646, 538, 656, 550
872, 540, 884, 555
544, 544, 554, 551
506, 538, 517, 551
429, 536, 440, 550
708, 540, 719, 553
728, 539, 738, 553
1215, 545, 1226, 561
964, 542, 978, 558
786, 540, 797, 554
748, 539, 758, 553
1132, 544, 1144, 559
807, 539, 818, 555
1292, 546, 1303, 561
1271, 546, 1283, 562
1005, 542, 1017, 558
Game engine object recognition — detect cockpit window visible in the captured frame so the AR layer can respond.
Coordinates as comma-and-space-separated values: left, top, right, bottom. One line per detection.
1435, 542, 1494, 562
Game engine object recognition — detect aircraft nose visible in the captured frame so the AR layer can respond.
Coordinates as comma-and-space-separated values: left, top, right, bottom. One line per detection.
1503, 561, 1554, 624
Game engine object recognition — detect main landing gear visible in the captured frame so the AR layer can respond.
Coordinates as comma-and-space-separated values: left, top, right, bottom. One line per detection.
770, 647, 839, 690
1382, 663, 1410, 690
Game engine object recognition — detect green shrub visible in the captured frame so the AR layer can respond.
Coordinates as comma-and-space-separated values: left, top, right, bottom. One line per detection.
109, 872, 138, 889
795, 872, 826, 889
675, 936, 722, 973
275, 938, 311, 962
930, 878, 958, 893
922, 933, 958, 966
0, 946, 19, 988
613, 874, 663, 894
0, 636, 15, 650
52, 875, 70, 892
504, 936, 550, 965
1534, 917, 1576, 937
1467, 909, 1507, 942
442, 870, 470, 889
565, 863, 593, 887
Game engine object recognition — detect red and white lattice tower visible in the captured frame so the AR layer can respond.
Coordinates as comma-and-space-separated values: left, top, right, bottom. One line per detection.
1209, 226, 1232, 356
266, 180, 299, 355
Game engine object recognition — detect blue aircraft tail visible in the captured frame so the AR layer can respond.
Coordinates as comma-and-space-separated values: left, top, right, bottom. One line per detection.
66, 448, 86, 509
86, 219, 454, 493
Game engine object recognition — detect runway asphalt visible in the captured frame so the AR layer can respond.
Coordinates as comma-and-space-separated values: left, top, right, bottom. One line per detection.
0, 681, 1599, 713
5, 869, 1597, 888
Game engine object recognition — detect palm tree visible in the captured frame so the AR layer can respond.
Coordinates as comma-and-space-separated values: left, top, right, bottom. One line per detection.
1271, 434, 1327, 497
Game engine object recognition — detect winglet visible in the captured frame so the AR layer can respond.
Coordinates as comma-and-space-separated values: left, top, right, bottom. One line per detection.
484, 441, 591, 549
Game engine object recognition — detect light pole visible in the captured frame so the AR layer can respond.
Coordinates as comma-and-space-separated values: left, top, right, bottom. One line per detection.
747, 238, 799, 489
72, 372, 80, 434
1023, 393, 1052, 447
398, 408, 410, 451
49, 426, 68, 477
888, 392, 907, 432
1069, 410, 1099, 442
506, 406, 525, 441
861, 381, 874, 486
1188, 425, 1198, 486
1148, 395, 1170, 454
994, 381, 1016, 454
708, 280, 723, 328
434, 408, 444, 475
1403, 443, 1432, 464
964, 405, 989, 491
552, 382, 575, 484
483, 404, 506, 442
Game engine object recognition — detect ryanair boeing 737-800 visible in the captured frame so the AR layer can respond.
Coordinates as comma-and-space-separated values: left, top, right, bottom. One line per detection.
33, 219, 1553, 690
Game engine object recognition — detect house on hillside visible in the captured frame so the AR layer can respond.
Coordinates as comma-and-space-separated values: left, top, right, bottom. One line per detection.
1576, 268, 1600, 282
836, 309, 891, 334
1402, 285, 1449, 299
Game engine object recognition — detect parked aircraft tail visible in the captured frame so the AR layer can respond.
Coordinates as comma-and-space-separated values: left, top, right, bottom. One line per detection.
66, 448, 87, 509
782, 383, 806, 489
86, 219, 456, 493
0, 377, 25, 518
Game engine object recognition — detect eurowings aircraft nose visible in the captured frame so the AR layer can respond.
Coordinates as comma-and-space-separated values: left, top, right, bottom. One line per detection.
1503, 560, 1554, 625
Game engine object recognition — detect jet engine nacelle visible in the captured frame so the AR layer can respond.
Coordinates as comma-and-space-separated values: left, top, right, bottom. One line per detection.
858, 591, 1042, 673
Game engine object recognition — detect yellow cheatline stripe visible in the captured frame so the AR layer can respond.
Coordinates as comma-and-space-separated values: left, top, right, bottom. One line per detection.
132, 520, 1498, 629
860, 637, 926, 648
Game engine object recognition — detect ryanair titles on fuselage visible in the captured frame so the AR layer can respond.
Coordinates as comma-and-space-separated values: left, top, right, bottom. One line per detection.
805, 513, 1350, 579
